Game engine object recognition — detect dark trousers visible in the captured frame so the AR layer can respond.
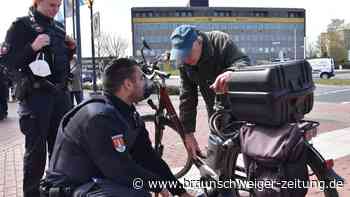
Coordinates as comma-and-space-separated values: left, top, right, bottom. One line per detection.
70, 91, 83, 105
19, 90, 72, 197
0, 83, 8, 119
73, 179, 151, 197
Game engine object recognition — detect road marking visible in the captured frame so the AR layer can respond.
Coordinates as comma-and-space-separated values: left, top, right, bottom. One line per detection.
315, 88, 350, 96
341, 102, 350, 104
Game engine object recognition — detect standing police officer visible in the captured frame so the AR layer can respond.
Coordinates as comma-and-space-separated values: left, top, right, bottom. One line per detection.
0, 64, 9, 120
1, 0, 75, 196
42, 58, 193, 197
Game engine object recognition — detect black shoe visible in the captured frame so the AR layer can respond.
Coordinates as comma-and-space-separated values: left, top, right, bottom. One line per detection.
0, 113, 7, 120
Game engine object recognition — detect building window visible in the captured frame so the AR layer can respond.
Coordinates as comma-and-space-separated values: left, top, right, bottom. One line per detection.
253, 11, 268, 17
288, 11, 304, 18
214, 11, 231, 17
160, 12, 169, 17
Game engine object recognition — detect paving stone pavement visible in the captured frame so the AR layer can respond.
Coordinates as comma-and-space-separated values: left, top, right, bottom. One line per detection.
1, 101, 349, 197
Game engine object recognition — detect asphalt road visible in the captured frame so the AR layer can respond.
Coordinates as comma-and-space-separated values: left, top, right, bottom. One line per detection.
166, 72, 350, 104
314, 71, 350, 103
315, 85, 350, 103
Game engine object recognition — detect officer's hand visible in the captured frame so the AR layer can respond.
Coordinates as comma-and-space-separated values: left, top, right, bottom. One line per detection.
209, 71, 234, 94
31, 34, 50, 51
65, 35, 76, 50
184, 133, 204, 160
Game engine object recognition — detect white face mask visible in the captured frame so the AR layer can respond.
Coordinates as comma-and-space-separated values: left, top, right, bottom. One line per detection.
29, 53, 51, 77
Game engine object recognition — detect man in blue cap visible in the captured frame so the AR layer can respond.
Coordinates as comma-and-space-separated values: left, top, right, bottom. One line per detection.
170, 25, 250, 159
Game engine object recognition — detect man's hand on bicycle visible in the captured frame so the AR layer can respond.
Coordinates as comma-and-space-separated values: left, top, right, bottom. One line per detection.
184, 133, 204, 159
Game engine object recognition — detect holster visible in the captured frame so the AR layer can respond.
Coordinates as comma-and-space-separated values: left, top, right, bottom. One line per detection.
40, 180, 73, 197
14, 76, 33, 101
15, 76, 68, 100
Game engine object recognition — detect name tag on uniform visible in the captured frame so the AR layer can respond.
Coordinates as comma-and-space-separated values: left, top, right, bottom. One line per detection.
111, 134, 126, 153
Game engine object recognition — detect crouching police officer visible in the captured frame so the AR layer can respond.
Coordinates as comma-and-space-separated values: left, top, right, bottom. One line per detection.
41, 58, 194, 197
1, 0, 75, 196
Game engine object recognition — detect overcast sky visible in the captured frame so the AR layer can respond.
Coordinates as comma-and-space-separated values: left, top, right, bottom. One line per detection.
1, 0, 349, 56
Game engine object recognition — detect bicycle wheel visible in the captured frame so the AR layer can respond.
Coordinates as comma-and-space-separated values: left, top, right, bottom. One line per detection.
222, 147, 252, 196
221, 146, 341, 197
142, 114, 193, 178
306, 144, 340, 197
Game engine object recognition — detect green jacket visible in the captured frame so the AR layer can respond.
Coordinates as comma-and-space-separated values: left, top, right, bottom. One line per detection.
179, 30, 250, 133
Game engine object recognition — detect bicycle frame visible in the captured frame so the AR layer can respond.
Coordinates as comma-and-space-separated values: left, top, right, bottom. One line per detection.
148, 77, 186, 154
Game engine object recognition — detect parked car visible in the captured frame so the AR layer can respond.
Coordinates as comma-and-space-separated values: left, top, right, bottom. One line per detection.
306, 58, 335, 79
82, 70, 93, 83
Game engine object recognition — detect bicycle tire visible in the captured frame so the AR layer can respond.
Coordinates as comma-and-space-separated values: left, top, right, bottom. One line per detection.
306, 145, 340, 197
141, 114, 193, 178
221, 148, 340, 197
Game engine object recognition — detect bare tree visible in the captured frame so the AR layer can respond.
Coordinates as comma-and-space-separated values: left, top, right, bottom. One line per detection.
316, 34, 328, 57
94, 32, 129, 70
103, 34, 128, 59
306, 40, 319, 58
95, 33, 108, 59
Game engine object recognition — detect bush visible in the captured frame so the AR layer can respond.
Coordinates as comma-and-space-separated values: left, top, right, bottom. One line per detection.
342, 62, 350, 69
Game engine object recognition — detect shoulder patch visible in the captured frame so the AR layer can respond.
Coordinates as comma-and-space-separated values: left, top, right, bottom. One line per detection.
111, 134, 126, 152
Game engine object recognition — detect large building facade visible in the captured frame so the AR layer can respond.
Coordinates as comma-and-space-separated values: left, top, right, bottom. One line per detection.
131, 7, 305, 64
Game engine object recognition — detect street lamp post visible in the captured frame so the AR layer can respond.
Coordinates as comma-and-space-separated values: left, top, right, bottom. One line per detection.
87, 0, 98, 93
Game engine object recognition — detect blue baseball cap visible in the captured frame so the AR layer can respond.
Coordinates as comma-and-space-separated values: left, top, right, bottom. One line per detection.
170, 25, 198, 66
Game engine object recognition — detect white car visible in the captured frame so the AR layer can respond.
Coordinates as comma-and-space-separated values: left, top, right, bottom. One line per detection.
307, 58, 335, 79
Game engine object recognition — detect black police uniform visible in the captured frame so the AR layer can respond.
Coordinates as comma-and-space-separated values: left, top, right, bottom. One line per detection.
0, 65, 9, 120
1, 7, 74, 197
44, 92, 186, 197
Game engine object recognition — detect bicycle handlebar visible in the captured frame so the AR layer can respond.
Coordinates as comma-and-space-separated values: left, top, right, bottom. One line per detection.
154, 69, 171, 79
142, 64, 171, 81
139, 39, 172, 81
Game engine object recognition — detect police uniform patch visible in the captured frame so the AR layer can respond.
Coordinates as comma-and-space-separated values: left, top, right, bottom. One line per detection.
111, 134, 126, 152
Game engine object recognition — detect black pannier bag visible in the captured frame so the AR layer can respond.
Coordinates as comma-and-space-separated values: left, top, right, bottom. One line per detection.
240, 123, 309, 197
228, 60, 314, 126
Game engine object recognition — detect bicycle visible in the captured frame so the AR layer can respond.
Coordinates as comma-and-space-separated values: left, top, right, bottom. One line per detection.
194, 94, 344, 197
138, 40, 193, 178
